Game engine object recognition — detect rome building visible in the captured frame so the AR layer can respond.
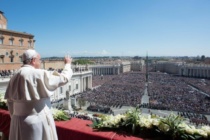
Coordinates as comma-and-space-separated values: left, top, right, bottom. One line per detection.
0, 11, 35, 71
153, 61, 210, 79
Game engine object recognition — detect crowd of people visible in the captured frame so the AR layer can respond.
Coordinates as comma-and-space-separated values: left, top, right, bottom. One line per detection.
182, 77, 210, 96
69, 111, 93, 120
81, 72, 146, 108
0, 70, 13, 77
48, 68, 63, 73
92, 75, 117, 87
78, 71, 210, 126
87, 105, 112, 114
81, 71, 210, 118
148, 72, 210, 114
178, 112, 210, 126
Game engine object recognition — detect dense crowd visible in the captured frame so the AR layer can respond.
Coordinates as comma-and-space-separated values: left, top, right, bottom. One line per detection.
92, 75, 117, 87
148, 72, 210, 114
80, 72, 210, 125
178, 112, 210, 126
182, 77, 210, 96
81, 72, 146, 108
84, 72, 210, 116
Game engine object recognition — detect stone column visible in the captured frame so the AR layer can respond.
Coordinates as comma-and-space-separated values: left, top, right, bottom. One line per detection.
98, 68, 99, 75
190, 69, 193, 77
84, 77, 86, 91
83, 77, 86, 91
118, 67, 120, 74
190, 69, 192, 77
72, 80, 75, 95
201, 69, 203, 77
92, 68, 93, 75
95, 68, 97, 75
80, 77, 83, 92
186, 67, 188, 76
90, 75, 92, 89
104, 68, 106, 75
199, 69, 201, 77
205, 69, 207, 78
204, 69, 206, 78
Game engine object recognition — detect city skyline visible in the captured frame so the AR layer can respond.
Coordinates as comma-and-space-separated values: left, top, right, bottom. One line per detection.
1, 0, 210, 57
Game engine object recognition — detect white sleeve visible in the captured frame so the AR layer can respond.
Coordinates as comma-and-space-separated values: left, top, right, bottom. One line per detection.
43, 64, 73, 91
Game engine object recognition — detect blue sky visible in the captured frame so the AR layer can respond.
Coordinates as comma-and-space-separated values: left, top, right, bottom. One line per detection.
1, 0, 210, 57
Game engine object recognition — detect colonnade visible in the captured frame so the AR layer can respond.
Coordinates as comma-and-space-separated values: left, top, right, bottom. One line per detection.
180, 65, 210, 78
72, 62, 145, 76
91, 67, 120, 75
80, 75, 92, 92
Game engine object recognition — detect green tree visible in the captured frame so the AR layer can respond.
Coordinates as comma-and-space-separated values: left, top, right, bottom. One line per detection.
77, 97, 86, 109
73, 59, 94, 65
133, 56, 141, 60
201, 55, 205, 61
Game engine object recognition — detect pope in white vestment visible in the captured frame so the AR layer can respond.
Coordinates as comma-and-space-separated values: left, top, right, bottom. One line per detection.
4, 49, 73, 140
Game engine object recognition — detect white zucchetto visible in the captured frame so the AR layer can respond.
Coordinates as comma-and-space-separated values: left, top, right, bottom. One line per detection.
22, 49, 38, 62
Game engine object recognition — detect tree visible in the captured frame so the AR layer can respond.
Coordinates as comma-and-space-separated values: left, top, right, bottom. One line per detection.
133, 56, 141, 60
77, 97, 86, 109
72, 59, 94, 65
201, 55, 205, 61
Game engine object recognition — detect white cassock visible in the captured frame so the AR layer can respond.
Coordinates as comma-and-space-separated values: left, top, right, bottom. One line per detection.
4, 64, 73, 140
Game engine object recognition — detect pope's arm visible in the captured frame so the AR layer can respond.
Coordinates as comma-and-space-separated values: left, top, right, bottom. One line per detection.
43, 57, 73, 93
43, 64, 73, 91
